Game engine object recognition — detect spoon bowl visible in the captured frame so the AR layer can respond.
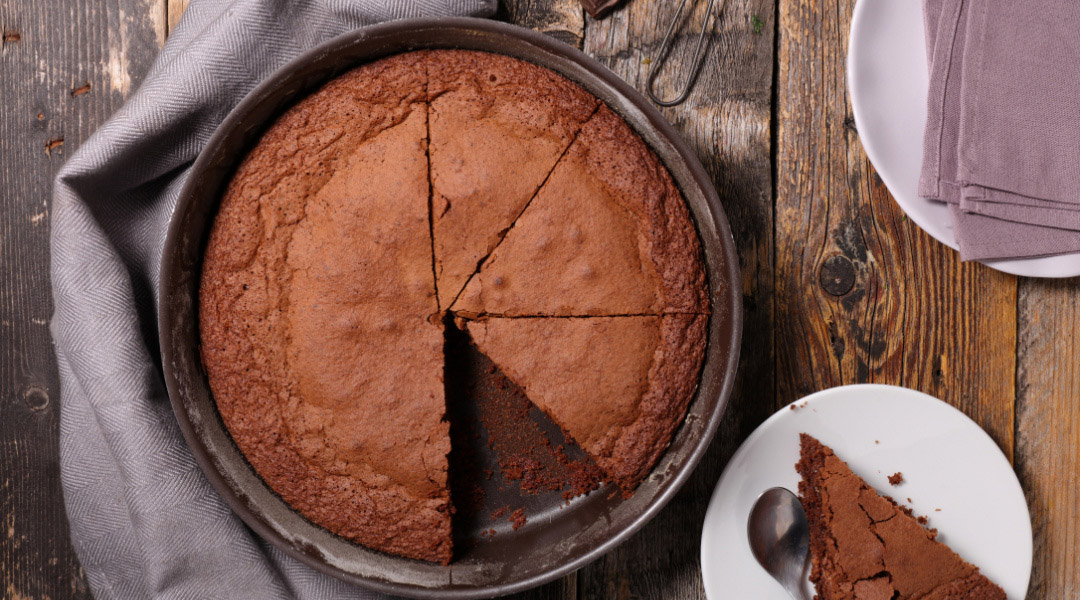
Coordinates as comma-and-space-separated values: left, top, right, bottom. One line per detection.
747, 487, 811, 600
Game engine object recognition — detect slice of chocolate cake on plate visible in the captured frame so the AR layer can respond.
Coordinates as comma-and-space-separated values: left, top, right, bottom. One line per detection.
796, 434, 1006, 600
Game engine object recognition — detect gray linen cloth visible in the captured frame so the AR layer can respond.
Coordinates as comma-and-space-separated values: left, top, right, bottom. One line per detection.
49, 1, 495, 598
919, 0, 1080, 261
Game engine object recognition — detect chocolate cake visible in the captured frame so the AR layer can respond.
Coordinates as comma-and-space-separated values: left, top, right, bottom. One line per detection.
199, 49, 710, 564
796, 434, 1006, 600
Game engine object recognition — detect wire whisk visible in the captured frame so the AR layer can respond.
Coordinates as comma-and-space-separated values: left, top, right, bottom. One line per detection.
646, 0, 721, 107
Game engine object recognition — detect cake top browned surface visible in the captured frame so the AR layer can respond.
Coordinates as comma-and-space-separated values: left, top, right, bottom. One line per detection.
428, 50, 599, 307
199, 52, 452, 564
453, 105, 708, 317
464, 314, 707, 493
200, 49, 710, 565
796, 434, 1006, 600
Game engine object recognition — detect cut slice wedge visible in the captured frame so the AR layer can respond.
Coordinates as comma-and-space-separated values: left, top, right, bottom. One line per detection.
796, 434, 1007, 600
427, 50, 599, 307
462, 314, 707, 492
452, 106, 708, 317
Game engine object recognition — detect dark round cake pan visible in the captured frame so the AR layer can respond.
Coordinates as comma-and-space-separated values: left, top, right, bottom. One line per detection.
159, 17, 742, 599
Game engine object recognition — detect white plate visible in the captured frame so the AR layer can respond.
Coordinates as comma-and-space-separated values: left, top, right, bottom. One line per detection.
847, 0, 1080, 278
700, 384, 1031, 600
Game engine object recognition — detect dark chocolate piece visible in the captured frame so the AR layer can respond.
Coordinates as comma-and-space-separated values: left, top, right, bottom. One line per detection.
580, 0, 623, 19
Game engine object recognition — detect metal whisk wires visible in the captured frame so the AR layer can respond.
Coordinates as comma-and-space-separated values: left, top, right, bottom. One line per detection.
646, 0, 721, 107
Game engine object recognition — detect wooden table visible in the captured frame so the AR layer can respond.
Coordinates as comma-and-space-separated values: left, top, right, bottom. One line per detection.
2, 0, 1077, 598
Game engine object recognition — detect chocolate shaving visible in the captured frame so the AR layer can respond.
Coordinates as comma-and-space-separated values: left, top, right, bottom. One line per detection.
580, 0, 623, 19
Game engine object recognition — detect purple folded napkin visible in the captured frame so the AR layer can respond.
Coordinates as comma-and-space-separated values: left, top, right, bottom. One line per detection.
920, 0, 1080, 261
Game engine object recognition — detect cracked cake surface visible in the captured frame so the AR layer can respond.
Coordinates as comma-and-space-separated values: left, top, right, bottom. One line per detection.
199, 49, 710, 564
453, 106, 708, 317
428, 50, 599, 307
464, 314, 708, 493
796, 434, 1006, 600
200, 52, 452, 564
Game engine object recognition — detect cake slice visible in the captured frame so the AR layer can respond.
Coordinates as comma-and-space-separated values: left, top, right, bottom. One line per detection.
452, 106, 708, 317
426, 50, 599, 307
796, 434, 1006, 600
463, 314, 707, 493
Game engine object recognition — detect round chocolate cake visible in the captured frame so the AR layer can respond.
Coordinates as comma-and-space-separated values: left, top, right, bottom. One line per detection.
198, 50, 709, 564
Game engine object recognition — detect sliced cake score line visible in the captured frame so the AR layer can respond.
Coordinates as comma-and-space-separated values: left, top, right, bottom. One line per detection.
443, 101, 604, 310
452, 311, 711, 320
422, 56, 440, 312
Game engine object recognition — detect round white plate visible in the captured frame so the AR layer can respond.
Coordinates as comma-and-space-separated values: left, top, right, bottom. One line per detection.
700, 384, 1031, 600
847, 0, 1080, 278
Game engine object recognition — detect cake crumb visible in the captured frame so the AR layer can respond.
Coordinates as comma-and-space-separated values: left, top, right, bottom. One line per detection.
490, 505, 509, 520
917, 515, 929, 525
888, 472, 904, 486
875, 440, 880, 444
509, 508, 527, 531
907, 497, 912, 503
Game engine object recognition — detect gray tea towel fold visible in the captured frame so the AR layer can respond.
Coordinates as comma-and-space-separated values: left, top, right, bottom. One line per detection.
49, 1, 495, 598
919, 0, 1080, 261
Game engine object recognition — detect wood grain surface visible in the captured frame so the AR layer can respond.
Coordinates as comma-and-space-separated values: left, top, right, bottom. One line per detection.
1, 0, 161, 599
1016, 280, 1080, 599
1, 0, 1077, 598
774, 0, 1018, 448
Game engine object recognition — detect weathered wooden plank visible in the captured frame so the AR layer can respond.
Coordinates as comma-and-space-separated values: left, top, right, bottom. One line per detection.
774, 0, 1016, 453
576, 1, 776, 598
1016, 280, 1080, 600
0, 0, 165, 598
167, 0, 188, 36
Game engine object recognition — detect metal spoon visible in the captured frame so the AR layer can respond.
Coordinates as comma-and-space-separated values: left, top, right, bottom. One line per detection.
747, 487, 811, 600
